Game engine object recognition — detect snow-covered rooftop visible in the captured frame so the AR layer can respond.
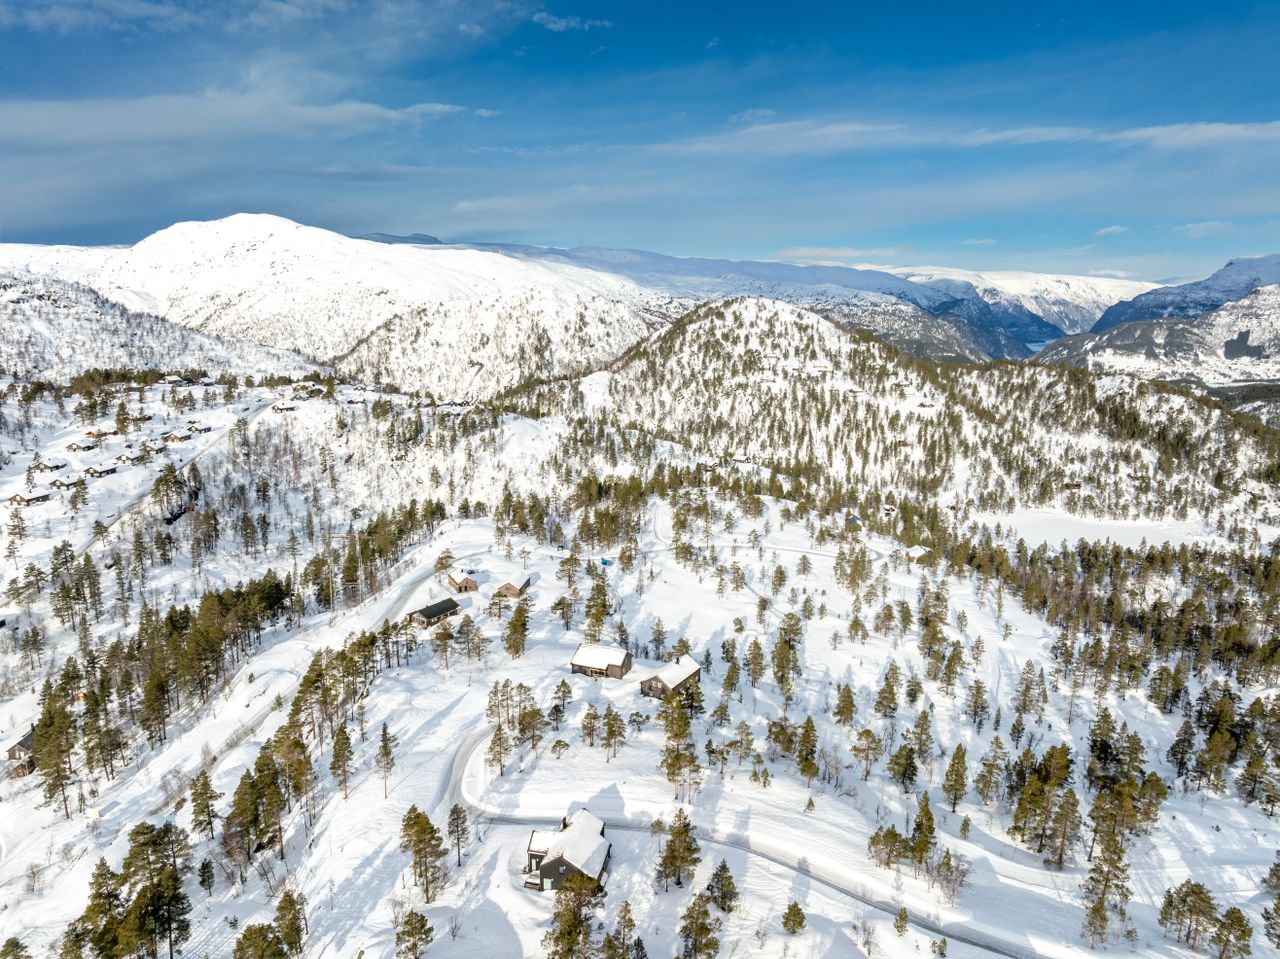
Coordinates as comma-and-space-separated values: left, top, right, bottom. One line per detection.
528, 808, 610, 879
570, 643, 628, 670
652, 654, 699, 689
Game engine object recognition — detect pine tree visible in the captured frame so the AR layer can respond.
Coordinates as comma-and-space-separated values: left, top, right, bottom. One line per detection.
487, 723, 512, 775
796, 715, 819, 784
197, 859, 215, 898
1079, 829, 1131, 946
1045, 789, 1081, 869
894, 906, 909, 936
888, 744, 918, 791
1211, 907, 1252, 959
447, 803, 469, 866
542, 874, 603, 959
705, 859, 739, 913
656, 809, 701, 891
679, 893, 721, 958
851, 728, 882, 780
1261, 891, 1280, 948
232, 924, 287, 959
399, 805, 449, 902
275, 890, 307, 958
782, 901, 806, 935
942, 745, 967, 812
504, 598, 530, 658
833, 683, 857, 726
910, 791, 937, 874
0, 938, 31, 959
396, 910, 434, 959
330, 725, 352, 799
875, 662, 901, 717
189, 770, 222, 841
377, 723, 397, 798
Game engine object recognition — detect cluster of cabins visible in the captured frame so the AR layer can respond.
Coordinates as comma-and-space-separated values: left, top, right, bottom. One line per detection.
398, 559, 706, 895
5, 419, 212, 508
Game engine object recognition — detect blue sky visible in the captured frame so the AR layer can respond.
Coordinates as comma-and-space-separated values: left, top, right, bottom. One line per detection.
0, 1, 1278, 280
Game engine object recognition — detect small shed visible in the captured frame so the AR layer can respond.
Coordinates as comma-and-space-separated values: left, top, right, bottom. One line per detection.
570, 643, 632, 680
494, 575, 531, 599
448, 570, 479, 593
640, 655, 701, 699
525, 808, 611, 892
409, 598, 461, 628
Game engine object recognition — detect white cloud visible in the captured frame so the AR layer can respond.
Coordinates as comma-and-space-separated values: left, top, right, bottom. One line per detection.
531, 11, 611, 32
1095, 224, 1128, 236
729, 108, 776, 124
1088, 269, 1138, 278
1174, 220, 1233, 238
775, 245, 909, 264
655, 116, 1280, 159
0, 92, 466, 149
961, 238, 996, 246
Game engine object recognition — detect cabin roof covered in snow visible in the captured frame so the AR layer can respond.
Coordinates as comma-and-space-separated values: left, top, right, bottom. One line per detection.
528, 808, 609, 877
570, 643, 629, 670
653, 654, 700, 688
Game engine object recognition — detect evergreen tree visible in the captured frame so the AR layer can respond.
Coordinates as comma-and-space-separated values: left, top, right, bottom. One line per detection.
656, 809, 701, 891
504, 598, 530, 658
888, 744, 918, 791
0, 939, 30, 959
910, 791, 937, 873
679, 893, 721, 959
851, 728, 882, 780
782, 901, 806, 935
447, 803, 469, 866
705, 859, 739, 913
487, 723, 512, 775
942, 745, 968, 812
189, 770, 222, 841
377, 722, 398, 798
1261, 892, 1280, 949
399, 805, 449, 902
275, 890, 307, 958
542, 874, 603, 959
396, 911, 434, 959
1211, 907, 1252, 959
198, 859, 215, 898
330, 725, 353, 799
1045, 789, 1081, 869
1079, 830, 1131, 946
232, 924, 287, 959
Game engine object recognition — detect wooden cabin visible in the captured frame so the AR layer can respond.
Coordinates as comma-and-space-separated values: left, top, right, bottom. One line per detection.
570, 643, 632, 680
31, 461, 65, 473
524, 808, 610, 892
495, 575, 531, 599
115, 451, 148, 465
272, 403, 297, 413
85, 465, 118, 479
50, 474, 84, 490
66, 440, 98, 452
448, 570, 479, 594
408, 598, 461, 628
640, 655, 701, 699
7, 492, 51, 507
5, 727, 35, 777
188, 422, 212, 434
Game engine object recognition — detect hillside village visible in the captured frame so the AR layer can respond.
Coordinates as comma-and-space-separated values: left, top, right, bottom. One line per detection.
0, 287, 1274, 959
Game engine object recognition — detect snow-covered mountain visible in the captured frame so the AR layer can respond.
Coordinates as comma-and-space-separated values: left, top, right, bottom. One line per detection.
1093, 253, 1280, 332
1039, 282, 1280, 387
0, 215, 1157, 386
0, 272, 314, 382
885, 265, 1157, 336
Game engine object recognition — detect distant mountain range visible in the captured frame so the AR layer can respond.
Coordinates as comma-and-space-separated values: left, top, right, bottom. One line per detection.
0, 213, 1168, 388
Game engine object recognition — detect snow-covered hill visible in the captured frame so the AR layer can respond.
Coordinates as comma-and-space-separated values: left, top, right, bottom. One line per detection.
0, 215, 1162, 389
1093, 253, 1280, 332
886, 265, 1157, 336
1039, 283, 1280, 387
0, 272, 315, 382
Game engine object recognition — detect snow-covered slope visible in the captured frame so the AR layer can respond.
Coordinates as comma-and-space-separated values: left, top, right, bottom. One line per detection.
0, 215, 1153, 383
1040, 282, 1280, 386
1093, 253, 1280, 332
0, 272, 315, 381
886, 265, 1157, 336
